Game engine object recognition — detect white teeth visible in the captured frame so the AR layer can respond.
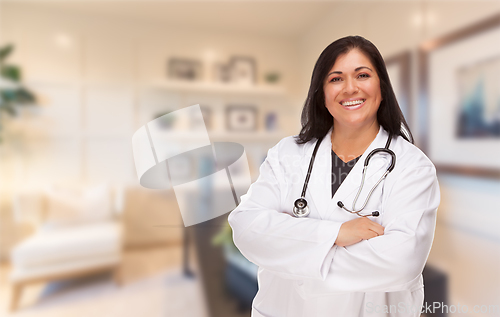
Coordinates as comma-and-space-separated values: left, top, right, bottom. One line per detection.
342, 99, 364, 106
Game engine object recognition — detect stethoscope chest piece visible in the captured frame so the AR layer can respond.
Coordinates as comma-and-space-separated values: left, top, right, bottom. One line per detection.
293, 198, 310, 218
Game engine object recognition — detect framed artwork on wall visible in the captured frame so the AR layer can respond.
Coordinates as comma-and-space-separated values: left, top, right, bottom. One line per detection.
228, 56, 256, 85
385, 51, 412, 129
168, 58, 202, 81
419, 13, 500, 178
225, 105, 257, 132
213, 62, 231, 83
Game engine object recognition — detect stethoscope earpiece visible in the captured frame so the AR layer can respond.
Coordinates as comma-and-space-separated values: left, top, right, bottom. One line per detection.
338, 199, 381, 217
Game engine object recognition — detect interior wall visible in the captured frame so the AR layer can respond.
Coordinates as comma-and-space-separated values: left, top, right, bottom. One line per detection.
299, 2, 500, 315
0, 3, 304, 261
0, 3, 303, 190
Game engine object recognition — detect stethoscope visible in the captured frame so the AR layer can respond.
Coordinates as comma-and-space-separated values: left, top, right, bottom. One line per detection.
292, 134, 396, 218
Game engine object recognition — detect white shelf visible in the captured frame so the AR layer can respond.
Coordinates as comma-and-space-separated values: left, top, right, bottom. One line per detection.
143, 131, 286, 142
209, 131, 287, 142
26, 79, 288, 97
143, 80, 287, 97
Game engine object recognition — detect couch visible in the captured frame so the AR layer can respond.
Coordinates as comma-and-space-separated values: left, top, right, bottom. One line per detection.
9, 184, 123, 311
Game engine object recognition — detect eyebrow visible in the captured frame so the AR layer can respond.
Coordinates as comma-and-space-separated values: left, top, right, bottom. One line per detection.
327, 66, 374, 77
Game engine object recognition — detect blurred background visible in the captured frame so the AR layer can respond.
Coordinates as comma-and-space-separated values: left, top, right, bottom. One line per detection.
0, 1, 499, 316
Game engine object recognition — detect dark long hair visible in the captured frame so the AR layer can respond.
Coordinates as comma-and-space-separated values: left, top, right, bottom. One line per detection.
295, 36, 413, 144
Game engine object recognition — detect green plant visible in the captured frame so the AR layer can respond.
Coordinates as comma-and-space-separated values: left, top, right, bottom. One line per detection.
264, 71, 280, 84
211, 220, 237, 250
0, 44, 36, 118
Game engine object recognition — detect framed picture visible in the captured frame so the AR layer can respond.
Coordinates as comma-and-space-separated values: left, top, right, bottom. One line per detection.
229, 56, 256, 85
419, 13, 500, 178
225, 105, 257, 131
385, 51, 412, 128
213, 62, 231, 83
168, 58, 202, 81
265, 112, 278, 131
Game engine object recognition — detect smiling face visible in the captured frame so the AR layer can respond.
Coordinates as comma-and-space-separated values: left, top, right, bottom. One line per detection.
323, 48, 382, 132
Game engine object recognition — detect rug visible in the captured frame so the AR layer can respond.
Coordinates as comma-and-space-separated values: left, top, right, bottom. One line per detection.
3, 268, 208, 317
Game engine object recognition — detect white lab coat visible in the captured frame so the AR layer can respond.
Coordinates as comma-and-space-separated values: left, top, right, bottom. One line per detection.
228, 126, 440, 317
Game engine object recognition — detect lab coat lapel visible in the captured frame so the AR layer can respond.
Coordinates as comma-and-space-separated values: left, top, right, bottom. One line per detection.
330, 126, 391, 212
301, 129, 333, 220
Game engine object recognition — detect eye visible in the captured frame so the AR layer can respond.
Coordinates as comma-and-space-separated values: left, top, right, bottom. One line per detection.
329, 77, 342, 83
357, 73, 370, 79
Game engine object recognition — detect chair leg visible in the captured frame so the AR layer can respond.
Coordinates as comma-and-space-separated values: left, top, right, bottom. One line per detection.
10, 283, 23, 311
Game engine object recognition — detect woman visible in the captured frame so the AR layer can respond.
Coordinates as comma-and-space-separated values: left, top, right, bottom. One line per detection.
228, 36, 440, 317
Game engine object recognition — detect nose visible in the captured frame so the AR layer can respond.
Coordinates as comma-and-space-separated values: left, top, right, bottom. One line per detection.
343, 78, 359, 94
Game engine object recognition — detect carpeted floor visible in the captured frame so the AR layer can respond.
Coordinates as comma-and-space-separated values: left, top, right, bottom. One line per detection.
1, 237, 253, 317
0, 245, 210, 317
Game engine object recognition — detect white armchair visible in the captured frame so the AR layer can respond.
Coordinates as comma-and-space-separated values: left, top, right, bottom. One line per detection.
9, 184, 123, 311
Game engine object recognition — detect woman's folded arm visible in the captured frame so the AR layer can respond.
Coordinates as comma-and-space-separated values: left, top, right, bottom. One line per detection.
228, 144, 342, 281
318, 165, 440, 292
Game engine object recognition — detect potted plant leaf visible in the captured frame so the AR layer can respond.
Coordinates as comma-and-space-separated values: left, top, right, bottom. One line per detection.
0, 44, 37, 141
212, 220, 258, 308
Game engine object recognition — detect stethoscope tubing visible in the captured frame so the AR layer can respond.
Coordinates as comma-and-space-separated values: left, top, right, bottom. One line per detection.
338, 168, 390, 217
337, 142, 395, 217
293, 133, 395, 218
292, 137, 324, 218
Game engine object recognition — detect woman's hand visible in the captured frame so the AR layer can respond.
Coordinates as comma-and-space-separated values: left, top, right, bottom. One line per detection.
335, 217, 384, 247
